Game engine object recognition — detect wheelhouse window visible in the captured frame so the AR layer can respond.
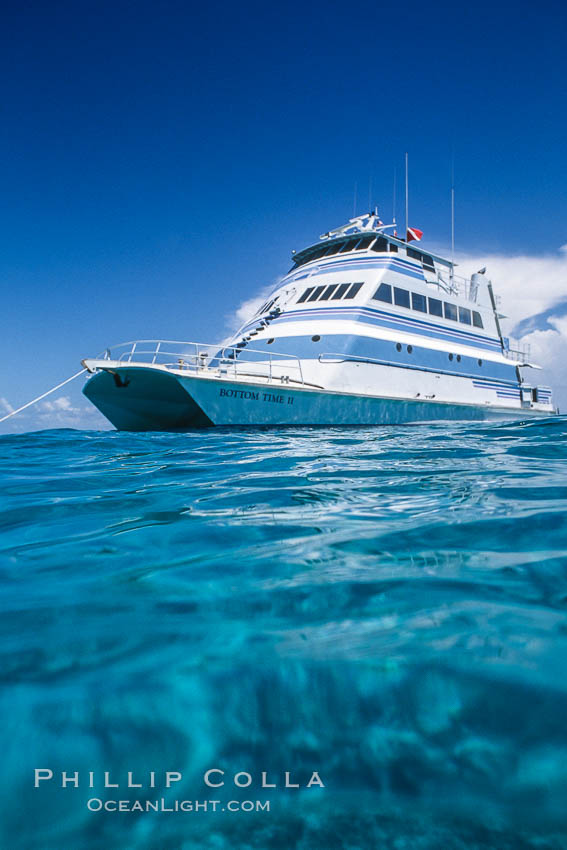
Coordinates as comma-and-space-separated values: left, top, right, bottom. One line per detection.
309, 246, 330, 262
297, 287, 314, 303
472, 311, 484, 328
459, 307, 472, 325
292, 233, 402, 269
332, 283, 351, 299
428, 297, 443, 317
371, 237, 389, 252
407, 247, 434, 270
411, 292, 427, 313
323, 241, 344, 257
394, 287, 410, 308
444, 302, 458, 321
345, 282, 363, 299
373, 283, 392, 303
339, 237, 361, 253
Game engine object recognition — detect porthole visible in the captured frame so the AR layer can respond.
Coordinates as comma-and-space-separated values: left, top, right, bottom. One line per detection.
407, 345, 413, 354
311, 335, 321, 342
448, 353, 454, 361
478, 359, 483, 366
396, 343, 402, 352
456, 355, 461, 362
267, 338, 274, 344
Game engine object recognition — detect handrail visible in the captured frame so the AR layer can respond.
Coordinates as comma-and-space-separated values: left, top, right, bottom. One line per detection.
92, 339, 306, 387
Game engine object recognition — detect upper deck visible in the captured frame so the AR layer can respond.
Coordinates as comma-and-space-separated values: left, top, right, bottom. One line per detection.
285, 213, 479, 305
243, 212, 531, 366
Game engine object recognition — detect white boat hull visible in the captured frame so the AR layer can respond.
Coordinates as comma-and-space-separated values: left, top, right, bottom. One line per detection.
83, 366, 550, 431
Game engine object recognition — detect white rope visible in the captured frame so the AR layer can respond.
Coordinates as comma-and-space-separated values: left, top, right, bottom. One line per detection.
0, 368, 88, 423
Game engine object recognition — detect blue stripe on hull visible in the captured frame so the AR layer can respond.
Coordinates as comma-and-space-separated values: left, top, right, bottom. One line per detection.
284, 256, 427, 283
242, 305, 500, 352
227, 333, 518, 384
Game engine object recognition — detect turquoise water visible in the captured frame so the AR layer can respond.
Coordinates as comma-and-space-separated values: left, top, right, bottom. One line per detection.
2, 420, 567, 849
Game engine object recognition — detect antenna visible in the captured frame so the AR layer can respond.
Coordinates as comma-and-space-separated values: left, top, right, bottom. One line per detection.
404, 152, 409, 242
392, 168, 397, 226
353, 181, 357, 217
368, 176, 372, 211
450, 155, 455, 282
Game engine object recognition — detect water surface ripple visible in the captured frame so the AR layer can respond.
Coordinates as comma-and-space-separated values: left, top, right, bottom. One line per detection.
2, 420, 567, 849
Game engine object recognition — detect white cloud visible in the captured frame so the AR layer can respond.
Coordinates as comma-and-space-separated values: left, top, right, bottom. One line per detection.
455, 249, 567, 331
516, 317, 567, 406
0, 397, 14, 415
455, 247, 567, 409
226, 280, 282, 337
0, 383, 112, 434
39, 396, 77, 413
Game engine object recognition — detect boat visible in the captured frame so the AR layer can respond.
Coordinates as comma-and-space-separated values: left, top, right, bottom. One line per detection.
81, 211, 555, 430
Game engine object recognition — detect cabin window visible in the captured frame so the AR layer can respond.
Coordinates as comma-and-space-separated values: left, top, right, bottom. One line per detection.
532, 388, 538, 402
411, 292, 427, 313
389, 243, 398, 252
297, 287, 314, 303
444, 302, 458, 321
394, 287, 410, 308
448, 353, 454, 361
478, 359, 483, 366
428, 297, 443, 317
345, 282, 364, 299
407, 345, 413, 353
472, 311, 484, 328
339, 237, 360, 253
267, 338, 274, 344
332, 283, 351, 299
407, 248, 422, 262
373, 283, 392, 303
308, 286, 326, 301
312, 335, 321, 342
422, 255, 435, 271
371, 237, 389, 253
319, 284, 339, 300
459, 307, 472, 325
356, 235, 375, 250
396, 343, 402, 352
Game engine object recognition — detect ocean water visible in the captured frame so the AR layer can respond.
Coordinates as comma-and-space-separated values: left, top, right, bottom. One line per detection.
2, 420, 567, 849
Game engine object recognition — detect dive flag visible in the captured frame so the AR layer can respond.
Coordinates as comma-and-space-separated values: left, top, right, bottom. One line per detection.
406, 227, 423, 243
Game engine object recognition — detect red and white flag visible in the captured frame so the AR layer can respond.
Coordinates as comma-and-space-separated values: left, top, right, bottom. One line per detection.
406, 227, 423, 243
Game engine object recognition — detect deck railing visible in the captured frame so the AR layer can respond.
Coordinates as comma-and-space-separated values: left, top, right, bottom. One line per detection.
428, 269, 475, 300
502, 340, 531, 362
96, 340, 305, 386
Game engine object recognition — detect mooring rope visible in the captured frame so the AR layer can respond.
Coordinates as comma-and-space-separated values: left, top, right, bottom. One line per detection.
0, 368, 88, 423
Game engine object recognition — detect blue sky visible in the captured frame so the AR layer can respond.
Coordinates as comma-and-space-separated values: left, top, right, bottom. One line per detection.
1, 0, 566, 430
